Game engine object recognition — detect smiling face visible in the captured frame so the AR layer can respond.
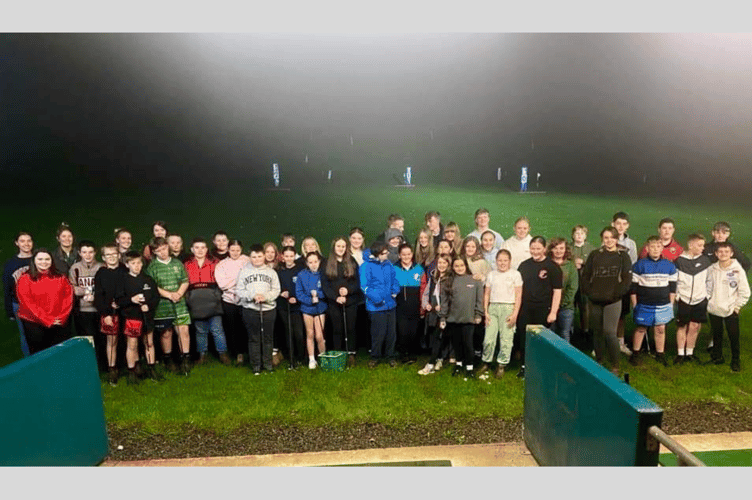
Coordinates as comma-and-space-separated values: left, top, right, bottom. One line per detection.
282, 249, 297, 268
444, 228, 456, 242
102, 247, 120, 269
687, 238, 705, 257
529, 241, 546, 260
15, 234, 33, 255
229, 244, 243, 260
452, 259, 467, 275
481, 233, 495, 252
57, 229, 74, 250
282, 236, 295, 248
334, 239, 347, 259
34, 252, 53, 272
551, 242, 566, 261
399, 246, 413, 267
437, 241, 452, 256
475, 212, 490, 229
496, 251, 510, 272
464, 240, 478, 258
302, 238, 317, 254
418, 231, 429, 248
79, 245, 96, 264
153, 224, 167, 238
716, 246, 734, 263
514, 220, 530, 239
213, 234, 229, 252
436, 256, 450, 275
349, 232, 363, 251
306, 253, 321, 272
602, 231, 617, 251
116, 231, 132, 252
264, 245, 277, 263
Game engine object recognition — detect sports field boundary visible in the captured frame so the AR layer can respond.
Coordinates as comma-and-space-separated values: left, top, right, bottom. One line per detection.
101, 432, 752, 467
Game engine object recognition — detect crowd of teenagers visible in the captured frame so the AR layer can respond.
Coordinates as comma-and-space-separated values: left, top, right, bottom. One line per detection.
3, 209, 750, 387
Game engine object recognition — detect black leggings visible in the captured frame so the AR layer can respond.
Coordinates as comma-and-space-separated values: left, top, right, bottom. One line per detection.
278, 304, 307, 364
450, 322, 475, 367
222, 301, 247, 358
515, 303, 551, 361
22, 320, 72, 355
327, 302, 358, 352
396, 314, 420, 357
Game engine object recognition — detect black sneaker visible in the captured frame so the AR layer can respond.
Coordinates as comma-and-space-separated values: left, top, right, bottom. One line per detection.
108, 368, 118, 387
147, 366, 164, 382
452, 365, 462, 377
629, 351, 642, 366
673, 355, 685, 365
163, 355, 178, 373
712, 356, 726, 365
180, 355, 192, 375
368, 359, 378, 369
655, 353, 668, 367
516, 366, 525, 379
684, 354, 701, 364
389, 359, 398, 368
731, 361, 741, 372
466, 370, 476, 379
127, 370, 139, 385
478, 363, 490, 376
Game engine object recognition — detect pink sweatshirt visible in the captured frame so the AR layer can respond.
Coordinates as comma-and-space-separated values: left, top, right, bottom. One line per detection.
215, 255, 251, 304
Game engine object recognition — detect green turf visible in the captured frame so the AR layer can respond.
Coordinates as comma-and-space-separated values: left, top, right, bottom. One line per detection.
331, 460, 452, 466
660, 449, 752, 467
2, 183, 752, 436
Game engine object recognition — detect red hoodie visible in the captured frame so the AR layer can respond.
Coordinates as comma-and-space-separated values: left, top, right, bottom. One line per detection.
16, 271, 73, 327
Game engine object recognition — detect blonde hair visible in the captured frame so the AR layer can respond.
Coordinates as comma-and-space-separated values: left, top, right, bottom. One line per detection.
415, 228, 435, 266
444, 221, 462, 254
300, 236, 321, 256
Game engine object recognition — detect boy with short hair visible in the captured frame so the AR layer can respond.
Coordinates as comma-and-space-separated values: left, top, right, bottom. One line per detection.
146, 237, 192, 375
69, 240, 105, 370
167, 234, 191, 263
468, 208, 504, 249
93, 242, 126, 385
612, 211, 638, 355
184, 237, 231, 366
703, 222, 750, 272
375, 214, 405, 245
116, 251, 162, 383
638, 218, 683, 262
236, 244, 281, 374
424, 211, 444, 248
210, 231, 230, 261
629, 236, 677, 367
706, 242, 750, 372
384, 229, 404, 264
673, 234, 712, 363
278, 233, 300, 262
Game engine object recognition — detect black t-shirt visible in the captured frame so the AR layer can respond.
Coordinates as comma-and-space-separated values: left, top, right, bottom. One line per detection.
518, 257, 563, 306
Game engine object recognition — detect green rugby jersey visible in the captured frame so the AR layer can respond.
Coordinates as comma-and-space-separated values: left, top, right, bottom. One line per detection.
146, 257, 189, 320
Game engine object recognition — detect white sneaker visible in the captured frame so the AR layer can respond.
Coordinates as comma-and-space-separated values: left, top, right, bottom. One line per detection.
620, 344, 632, 356
308, 359, 317, 369
434, 359, 443, 371
417, 364, 435, 375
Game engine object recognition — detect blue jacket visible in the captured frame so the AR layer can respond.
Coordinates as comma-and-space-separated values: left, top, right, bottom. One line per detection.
360, 255, 399, 312
295, 268, 327, 315
394, 262, 424, 319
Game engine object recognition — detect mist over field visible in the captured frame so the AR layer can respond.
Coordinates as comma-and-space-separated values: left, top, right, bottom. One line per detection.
3, 33, 752, 201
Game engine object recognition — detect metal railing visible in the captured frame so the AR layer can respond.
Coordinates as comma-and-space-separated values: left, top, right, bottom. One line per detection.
647, 426, 706, 466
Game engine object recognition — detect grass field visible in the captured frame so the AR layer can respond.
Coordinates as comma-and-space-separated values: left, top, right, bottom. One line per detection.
2, 183, 752, 441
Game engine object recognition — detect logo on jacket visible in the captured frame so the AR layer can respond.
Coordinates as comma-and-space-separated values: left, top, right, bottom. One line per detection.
413, 273, 420, 281
539, 270, 548, 279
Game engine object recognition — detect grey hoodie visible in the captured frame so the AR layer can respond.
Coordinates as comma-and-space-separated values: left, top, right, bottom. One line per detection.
69, 260, 104, 313
235, 263, 280, 312
439, 274, 484, 324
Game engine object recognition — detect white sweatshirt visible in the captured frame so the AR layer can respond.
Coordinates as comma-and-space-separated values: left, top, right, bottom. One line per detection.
502, 234, 532, 270
235, 263, 280, 312
706, 259, 750, 318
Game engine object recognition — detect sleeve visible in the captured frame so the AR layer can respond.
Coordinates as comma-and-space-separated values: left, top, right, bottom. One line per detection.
15, 275, 36, 322
550, 261, 563, 290
114, 275, 131, 309
296, 273, 312, 306
214, 261, 231, 292
390, 265, 400, 296
438, 282, 450, 320
616, 253, 633, 298
706, 268, 715, 300
52, 277, 74, 327
146, 276, 161, 311
267, 271, 281, 303
668, 264, 678, 294
420, 273, 429, 310
580, 252, 594, 297
235, 268, 250, 304
563, 262, 578, 305
93, 270, 108, 315
178, 263, 189, 284
630, 262, 640, 295
69, 266, 85, 297
320, 269, 337, 300
628, 241, 638, 265
360, 264, 383, 305
346, 259, 360, 296
474, 279, 485, 318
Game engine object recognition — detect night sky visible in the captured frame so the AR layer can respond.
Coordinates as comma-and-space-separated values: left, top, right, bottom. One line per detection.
3, 33, 752, 197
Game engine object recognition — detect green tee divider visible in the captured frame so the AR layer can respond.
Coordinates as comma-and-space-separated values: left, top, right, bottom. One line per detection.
0, 337, 109, 466
523, 327, 663, 466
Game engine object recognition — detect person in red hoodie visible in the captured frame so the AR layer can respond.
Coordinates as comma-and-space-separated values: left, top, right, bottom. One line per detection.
16, 248, 74, 355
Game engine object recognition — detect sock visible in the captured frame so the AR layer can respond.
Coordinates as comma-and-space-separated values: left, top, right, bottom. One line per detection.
456, 361, 463, 367
128, 366, 136, 372
677, 348, 685, 356
466, 365, 473, 371
619, 338, 626, 346
686, 348, 694, 355
309, 356, 315, 362
426, 363, 434, 370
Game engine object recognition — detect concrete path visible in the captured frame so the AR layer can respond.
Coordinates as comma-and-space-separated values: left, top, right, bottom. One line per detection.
102, 432, 752, 467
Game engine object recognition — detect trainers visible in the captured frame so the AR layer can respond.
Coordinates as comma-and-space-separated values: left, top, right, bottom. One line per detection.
655, 353, 668, 367
516, 366, 525, 379
731, 361, 741, 372
711, 356, 726, 365
196, 353, 208, 365
235, 354, 244, 367
673, 355, 685, 365
478, 363, 490, 376
368, 359, 378, 369
163, 356, 178, 373
108, 368, 118, 387
628, 351, 642, 366
272, 350, 283, 367
706, 340, 714, 352
219, 352, 232, 366
347, 354, 356, 367
180, 356, 192, 375
389, 359, 398, 368
434, 359, 443, 371
684, 354, 701, 364
308, 359, 317, 370
495, 365, 505, 379
127, 370, 139, 385
619, 344, 632, 356
452, 365, 462, 377
417, 364, 434, 375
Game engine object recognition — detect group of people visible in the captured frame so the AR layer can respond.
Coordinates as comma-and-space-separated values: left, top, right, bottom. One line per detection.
3, 209, 749, 387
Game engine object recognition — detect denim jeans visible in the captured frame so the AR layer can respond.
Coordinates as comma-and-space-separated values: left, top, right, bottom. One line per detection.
369, 309, 396, 360
13, 301, 30, 357
552, 308, 574, 343
194, 314, 228, 354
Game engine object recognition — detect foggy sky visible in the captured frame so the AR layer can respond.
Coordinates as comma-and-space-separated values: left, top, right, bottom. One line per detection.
2, 33, 752, 195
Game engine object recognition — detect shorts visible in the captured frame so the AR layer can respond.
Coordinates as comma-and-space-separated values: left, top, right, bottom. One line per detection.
154, 313, 191, 332
633, 303, 673, 327
124, 318, 144, 338
100, 315, 120, 336
676, 299, 708, 326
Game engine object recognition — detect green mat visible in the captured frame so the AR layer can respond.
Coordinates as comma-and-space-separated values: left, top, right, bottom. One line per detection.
660, 449, 752, 467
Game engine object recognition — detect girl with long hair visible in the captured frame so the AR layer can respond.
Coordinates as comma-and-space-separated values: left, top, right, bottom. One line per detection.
296, 252, 328, 369
322, 237, 361, 366
546, 237, 579, 343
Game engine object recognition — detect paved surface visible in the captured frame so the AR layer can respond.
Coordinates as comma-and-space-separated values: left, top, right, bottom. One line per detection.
102, 432, 752, 467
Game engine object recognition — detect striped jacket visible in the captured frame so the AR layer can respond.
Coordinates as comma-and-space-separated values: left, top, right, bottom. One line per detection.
631, 257, 677, 306
673, 252, 712, 305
